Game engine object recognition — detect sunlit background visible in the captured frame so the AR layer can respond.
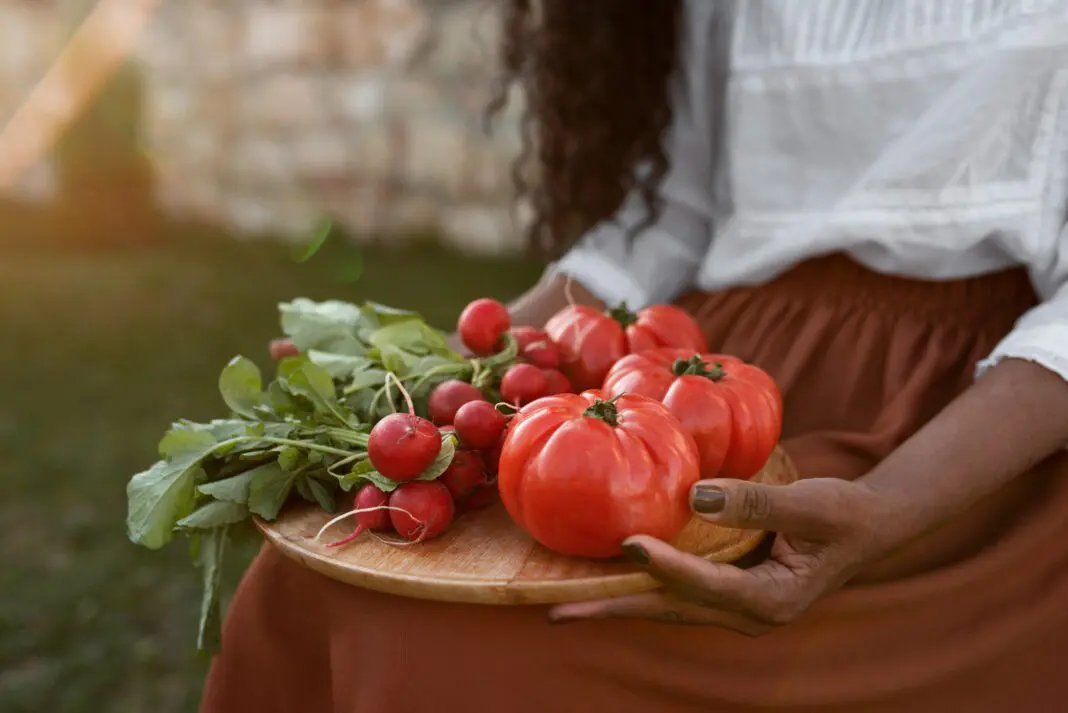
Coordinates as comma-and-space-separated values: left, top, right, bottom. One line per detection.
0, 2, 543, 711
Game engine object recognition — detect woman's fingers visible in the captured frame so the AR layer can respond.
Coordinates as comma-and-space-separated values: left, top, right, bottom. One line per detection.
619, 536, 807, 624
548, 591, 771, 636
620, 536, 767, 606
689, 477, 873, 539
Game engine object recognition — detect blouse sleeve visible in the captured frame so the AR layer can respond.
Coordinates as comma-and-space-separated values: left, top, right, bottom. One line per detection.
977, 222, 1068, 384
546, 3, 722, 310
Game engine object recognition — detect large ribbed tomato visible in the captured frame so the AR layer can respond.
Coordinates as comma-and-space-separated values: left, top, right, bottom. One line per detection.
545, 303, 707, 391
602, 349, 783, 481
496, 390, 700, 559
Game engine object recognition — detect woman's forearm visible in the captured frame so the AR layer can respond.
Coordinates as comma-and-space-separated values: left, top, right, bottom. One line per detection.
860, 357, 1068, 556
507, 273, 604, 329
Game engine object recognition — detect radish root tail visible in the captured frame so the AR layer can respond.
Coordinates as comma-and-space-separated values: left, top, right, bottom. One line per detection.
313, 504, 425, 548
315, 507, 361, 542
325, 526, 364, 549
493, 401, 519, 416
367, 528, 427, 548
385, 371, 417, 417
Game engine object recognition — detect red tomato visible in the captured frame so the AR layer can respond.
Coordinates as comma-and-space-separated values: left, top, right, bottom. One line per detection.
544, 305, 626, 391
497, 390, 700, 559
544, 303, 707, 391
602, 349, 782, 481
611, 303, 708, 355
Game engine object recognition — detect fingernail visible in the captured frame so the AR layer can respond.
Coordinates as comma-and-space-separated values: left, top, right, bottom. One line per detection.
692, 486, 727, 514
622, 542, 651, 566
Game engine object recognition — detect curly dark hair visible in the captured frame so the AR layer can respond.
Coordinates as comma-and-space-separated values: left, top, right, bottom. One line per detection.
485, 0, 682, 261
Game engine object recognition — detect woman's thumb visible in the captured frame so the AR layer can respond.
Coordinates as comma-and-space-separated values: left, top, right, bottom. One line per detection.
689, 478, 835, 535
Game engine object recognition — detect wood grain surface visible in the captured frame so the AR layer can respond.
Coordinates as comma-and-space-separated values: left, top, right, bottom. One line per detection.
258, 446, 799, 605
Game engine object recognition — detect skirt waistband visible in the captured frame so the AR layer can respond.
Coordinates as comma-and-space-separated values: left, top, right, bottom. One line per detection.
733, 255, 1038, 333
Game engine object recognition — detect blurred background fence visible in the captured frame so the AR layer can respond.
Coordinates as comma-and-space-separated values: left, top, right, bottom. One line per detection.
0, 0, 526, 254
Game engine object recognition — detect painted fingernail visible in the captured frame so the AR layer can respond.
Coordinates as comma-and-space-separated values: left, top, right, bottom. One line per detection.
622, 542, 651, 566
692, 486, 727, 514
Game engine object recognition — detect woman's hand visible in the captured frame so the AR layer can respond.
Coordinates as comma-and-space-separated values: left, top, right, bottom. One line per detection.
549, 358, 1068, 634
547, 476, 887, 635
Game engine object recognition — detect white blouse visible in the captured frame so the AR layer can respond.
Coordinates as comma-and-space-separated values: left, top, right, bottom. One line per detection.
551, 0, 1068, 383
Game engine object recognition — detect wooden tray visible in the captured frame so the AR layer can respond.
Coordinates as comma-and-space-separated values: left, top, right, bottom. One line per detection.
258, 446, 799, 605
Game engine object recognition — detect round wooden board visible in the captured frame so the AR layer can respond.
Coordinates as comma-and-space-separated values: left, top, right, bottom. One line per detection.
258, 446, 799, 605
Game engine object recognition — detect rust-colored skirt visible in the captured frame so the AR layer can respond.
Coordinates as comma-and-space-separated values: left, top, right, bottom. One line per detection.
200, 255, 1068, 713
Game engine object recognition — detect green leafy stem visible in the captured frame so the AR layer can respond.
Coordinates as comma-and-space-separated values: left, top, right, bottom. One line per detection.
124, 297, 515, 655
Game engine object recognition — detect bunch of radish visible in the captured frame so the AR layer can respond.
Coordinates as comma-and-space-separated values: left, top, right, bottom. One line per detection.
422, 297, 568, 500
459, 297, 575, 405
315, 368, 511, 549
315, 298, 540, 549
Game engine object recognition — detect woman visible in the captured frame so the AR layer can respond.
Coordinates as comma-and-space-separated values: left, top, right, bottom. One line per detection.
202, 2, 1068, 711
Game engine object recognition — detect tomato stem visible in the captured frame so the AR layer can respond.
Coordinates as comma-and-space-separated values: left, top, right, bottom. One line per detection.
671, 355, 726, 381
583, 396, 622, 426
606, 302, 639, 328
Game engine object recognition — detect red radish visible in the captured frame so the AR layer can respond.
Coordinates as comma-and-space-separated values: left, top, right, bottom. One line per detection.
510, 326, 560, 367
368, 415, 441, 481
453, 400, 508, 450
427, 380, 484, 425
318, 484, 390, 548
457, 298, 511, 356
269, 338, 300, 360
522, 338, 560, 369
367, 374, 442, 481
389, 481, 455, 541
509, 326, 544, 352
542, 368, 573, 395
439, 449, 487, 501
460, 484, 498, 512
500, 363, 549, 406
485, 437, 505, 476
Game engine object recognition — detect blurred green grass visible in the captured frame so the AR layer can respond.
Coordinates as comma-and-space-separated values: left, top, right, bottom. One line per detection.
0, 228, 543, 713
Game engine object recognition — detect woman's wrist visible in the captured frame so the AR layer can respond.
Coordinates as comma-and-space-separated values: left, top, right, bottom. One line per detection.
852, 357, 1068, 556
